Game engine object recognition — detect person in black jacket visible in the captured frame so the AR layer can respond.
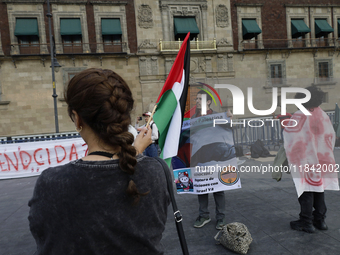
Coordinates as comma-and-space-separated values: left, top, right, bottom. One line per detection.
28, 68, 170, 255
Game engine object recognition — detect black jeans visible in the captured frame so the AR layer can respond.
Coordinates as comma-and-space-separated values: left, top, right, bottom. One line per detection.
298, 192, 327, 223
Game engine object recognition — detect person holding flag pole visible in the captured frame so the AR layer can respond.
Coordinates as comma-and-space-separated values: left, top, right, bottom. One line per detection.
146, 33, 191, 255
147, 32, 228, 230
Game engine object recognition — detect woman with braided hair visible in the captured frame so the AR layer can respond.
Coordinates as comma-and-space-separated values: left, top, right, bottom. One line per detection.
28, 68, 170, 255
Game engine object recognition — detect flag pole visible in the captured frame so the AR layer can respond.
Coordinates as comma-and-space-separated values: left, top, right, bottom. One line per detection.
146, 104, 157, 128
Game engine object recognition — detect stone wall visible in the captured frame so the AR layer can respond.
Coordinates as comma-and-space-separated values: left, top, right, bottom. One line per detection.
230, 0, 340, 50
1, 0, 339, 137
231, 50, 340, 117
134, 0, 235, 114
0, 55, 141, 136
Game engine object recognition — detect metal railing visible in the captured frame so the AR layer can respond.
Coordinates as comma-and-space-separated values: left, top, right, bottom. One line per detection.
0, 132, 81, 144
159, 38, 216, 51
232, 111, 335, 150
266, 78, 289, 87
232, 117, 282, 151
242, 37, 340, 50
313, 77, 335, 84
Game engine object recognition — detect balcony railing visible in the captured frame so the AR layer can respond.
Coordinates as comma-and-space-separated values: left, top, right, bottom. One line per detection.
312, 77, 335, 85
9, 42, 128, 55
242, 37, 340, 50
159, 38, 216, 51
267, 78, 288, 86
18, 44, 40, 54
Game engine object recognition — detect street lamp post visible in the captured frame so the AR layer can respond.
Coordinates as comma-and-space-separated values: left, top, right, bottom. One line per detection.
46, 0, 61, 133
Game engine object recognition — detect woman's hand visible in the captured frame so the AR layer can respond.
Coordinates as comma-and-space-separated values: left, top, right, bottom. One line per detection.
134, 127, 152, 155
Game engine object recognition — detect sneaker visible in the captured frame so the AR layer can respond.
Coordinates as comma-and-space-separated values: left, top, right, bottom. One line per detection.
216, 218, 227, 230
194, 216, 211, 228
290, 220, 315, 233
313, 220, 328, 230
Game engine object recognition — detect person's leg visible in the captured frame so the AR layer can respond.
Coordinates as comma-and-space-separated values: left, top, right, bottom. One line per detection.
312, 192, 327, 220
312, 192, 328, 230
213, 191, 225, 220
198, 194, 209, 218
298, 192, 314, 223
144, 145, 151, 157
144, 144, 158, 157
290, 192, 315, 233
149, 143, 158, 157
194, 194, 211, 228
156, 144, 161, 156
213, 191, 226, 230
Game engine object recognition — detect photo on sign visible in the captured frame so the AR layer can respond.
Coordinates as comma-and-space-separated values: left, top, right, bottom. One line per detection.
174, 168, 194, 193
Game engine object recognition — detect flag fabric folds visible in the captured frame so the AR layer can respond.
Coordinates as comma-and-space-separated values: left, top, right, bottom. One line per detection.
153, 33, 190, 166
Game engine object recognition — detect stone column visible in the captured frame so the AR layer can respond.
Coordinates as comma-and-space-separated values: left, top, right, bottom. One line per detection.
160, 4, 170, 41
201, 4, 208, 41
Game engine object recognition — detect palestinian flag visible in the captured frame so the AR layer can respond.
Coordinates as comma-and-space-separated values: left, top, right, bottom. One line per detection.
153, 33, 190, 166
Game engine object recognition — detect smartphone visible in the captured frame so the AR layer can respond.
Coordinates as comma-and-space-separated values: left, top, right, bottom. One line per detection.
138, 117, 142, 121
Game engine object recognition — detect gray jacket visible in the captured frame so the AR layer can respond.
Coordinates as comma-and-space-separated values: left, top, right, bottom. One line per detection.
28, 155, 170, 255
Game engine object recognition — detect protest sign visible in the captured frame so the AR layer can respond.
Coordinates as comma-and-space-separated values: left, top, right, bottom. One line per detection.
0, 138, 86, 179
172, 112, 241, 194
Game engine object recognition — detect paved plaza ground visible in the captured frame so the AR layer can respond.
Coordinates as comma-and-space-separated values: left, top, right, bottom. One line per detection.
1, 150, 340, 255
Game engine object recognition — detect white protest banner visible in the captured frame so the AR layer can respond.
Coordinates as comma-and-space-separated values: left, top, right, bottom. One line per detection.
172, 112, 241, 194
0, 138, 86, 179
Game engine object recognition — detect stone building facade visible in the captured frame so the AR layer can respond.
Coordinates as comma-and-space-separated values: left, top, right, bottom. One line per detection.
0, 0, 339, 137
134, 0, 235, 114
0, 0, 235, 137
0, 0, 141, 137
229, 0, 340, 117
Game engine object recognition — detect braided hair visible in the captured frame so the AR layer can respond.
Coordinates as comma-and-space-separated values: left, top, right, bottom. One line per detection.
65, 68, 147, 204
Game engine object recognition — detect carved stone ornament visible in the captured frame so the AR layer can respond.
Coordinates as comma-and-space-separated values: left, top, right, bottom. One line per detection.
138, 40, 157, 49
217, 38, 230, 47
189, 76, 196, 85
190, 58, 198, 72
138, 4, 153, 28
216, 5, 229, 27
199, 60, 206, 72
170, 6, 199, 16
201, 4, 208, 11
160, 4, 169, 11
